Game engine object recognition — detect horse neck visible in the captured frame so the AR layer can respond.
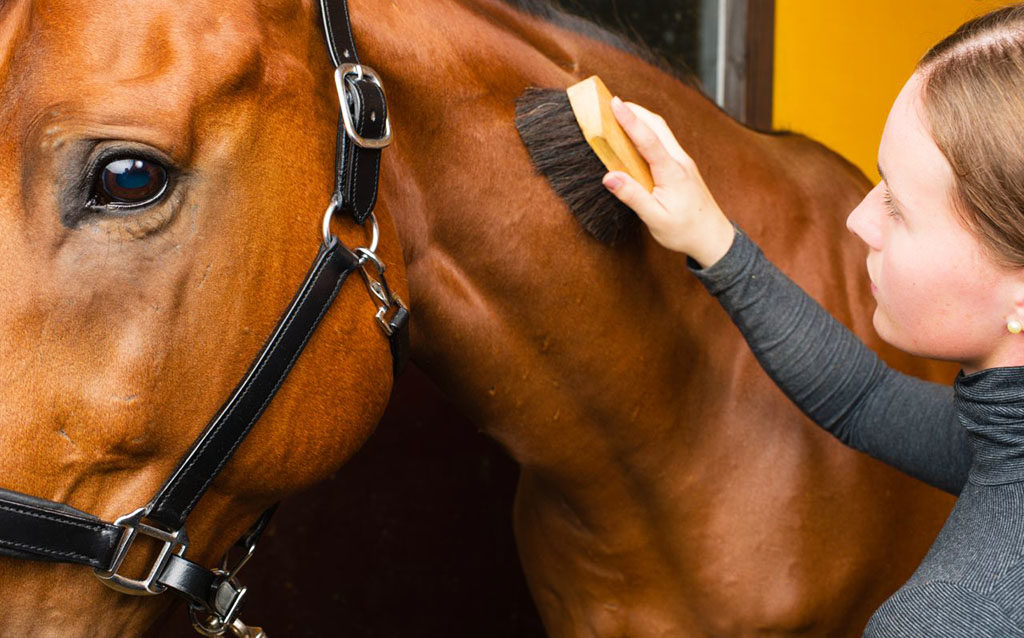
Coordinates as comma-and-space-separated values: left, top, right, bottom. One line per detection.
350, 0, 871, 263
349, 0, 874, 492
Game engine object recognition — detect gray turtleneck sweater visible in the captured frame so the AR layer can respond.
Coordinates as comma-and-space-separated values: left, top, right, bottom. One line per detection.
690, 228, 1024, 636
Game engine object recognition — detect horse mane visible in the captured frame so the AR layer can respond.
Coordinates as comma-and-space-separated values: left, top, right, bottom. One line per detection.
497, 0, 701, 89
504, 0, 706, 244
501, 0, 712, 244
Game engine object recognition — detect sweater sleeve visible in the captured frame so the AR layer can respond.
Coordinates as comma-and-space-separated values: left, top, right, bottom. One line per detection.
865, 582, 1024, 637
689, 227, 972, 495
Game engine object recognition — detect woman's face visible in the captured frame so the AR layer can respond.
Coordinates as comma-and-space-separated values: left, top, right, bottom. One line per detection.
846, 72, 1024, 371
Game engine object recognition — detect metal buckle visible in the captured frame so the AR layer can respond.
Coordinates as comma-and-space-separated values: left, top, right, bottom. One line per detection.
334, 63, 393, 149
93, 507, 189, 595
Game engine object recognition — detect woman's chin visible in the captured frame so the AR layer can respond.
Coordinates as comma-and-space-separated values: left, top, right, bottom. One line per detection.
871, 311, 926, 359
870, 308, 899, 348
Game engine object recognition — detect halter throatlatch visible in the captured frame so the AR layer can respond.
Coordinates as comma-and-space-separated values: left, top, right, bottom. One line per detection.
0, 1, 407, 635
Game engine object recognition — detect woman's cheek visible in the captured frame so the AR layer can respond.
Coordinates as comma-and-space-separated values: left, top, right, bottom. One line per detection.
870, 267, 929, 353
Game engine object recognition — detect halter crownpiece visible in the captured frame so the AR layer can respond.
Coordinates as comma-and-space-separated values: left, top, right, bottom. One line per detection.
0, 1, 406, 635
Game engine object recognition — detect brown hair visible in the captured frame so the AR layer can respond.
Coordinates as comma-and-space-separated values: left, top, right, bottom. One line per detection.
918, 5, 1024, 267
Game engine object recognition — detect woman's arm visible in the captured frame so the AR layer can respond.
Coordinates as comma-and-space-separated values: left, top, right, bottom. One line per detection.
696, 227, 970, 493
604, 98, 972, 494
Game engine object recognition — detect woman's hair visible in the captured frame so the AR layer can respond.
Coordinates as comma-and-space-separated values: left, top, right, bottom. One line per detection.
918, 5, 1024, 267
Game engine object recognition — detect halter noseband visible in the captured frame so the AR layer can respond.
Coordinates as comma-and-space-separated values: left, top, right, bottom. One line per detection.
0, 2, 405, 636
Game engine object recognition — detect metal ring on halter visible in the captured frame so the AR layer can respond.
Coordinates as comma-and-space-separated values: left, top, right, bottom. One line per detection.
350, 216, 382, 267
323, 203, 380, 254
355, 213, 382, 267
361, 212, 380, 254
321, 199, 340, 247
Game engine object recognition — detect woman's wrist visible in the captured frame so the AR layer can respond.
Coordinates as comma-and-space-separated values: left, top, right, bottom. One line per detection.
687, 214, 736, 268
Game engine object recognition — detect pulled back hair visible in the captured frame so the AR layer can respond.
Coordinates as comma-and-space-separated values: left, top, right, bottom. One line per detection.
919, 5, 1024, 267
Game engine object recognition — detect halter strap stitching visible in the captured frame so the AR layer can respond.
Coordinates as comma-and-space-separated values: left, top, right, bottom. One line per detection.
0, 502, 106, 533
180, 255, 351, 517
0, 538, 94, 563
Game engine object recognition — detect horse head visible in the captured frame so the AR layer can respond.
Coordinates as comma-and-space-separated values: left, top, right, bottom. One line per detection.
0, 0, 406, 634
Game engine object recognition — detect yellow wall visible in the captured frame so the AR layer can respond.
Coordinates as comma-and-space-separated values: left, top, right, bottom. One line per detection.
773, 0, 1011, 182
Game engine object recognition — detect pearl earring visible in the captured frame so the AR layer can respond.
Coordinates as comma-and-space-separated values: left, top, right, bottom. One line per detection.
1009, 316, 1023, 335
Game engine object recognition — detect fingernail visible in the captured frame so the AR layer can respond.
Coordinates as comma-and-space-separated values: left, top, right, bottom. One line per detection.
603, 174, 623, 191
611, 96, 623, 110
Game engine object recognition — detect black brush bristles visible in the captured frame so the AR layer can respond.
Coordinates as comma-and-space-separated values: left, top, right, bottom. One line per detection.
514, 87, 640, 245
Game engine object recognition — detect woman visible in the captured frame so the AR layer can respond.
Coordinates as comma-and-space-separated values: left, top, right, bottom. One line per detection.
603, 5, 1024, 636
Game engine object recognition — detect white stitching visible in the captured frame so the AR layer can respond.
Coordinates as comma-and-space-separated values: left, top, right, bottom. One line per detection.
0, 538, 95, 564
157, 246, 355, 522
0, 502, 106, 533
181, 249, 354, 515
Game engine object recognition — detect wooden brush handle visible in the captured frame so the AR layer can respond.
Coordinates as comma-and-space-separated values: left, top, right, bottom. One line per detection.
567, 75, 655, 193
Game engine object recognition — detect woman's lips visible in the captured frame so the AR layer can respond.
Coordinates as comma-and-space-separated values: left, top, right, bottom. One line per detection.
866, 260, 878, 295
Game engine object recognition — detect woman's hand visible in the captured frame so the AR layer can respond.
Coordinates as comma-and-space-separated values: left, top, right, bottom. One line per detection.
602, 96, 736, 268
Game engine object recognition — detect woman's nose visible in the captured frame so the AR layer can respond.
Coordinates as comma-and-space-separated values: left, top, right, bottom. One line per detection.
846, 184, 885, 251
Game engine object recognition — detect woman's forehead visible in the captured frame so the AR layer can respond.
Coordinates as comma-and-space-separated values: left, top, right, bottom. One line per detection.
878, 74, 954, 204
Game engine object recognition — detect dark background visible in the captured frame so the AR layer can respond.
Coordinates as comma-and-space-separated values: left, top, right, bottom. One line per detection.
156, 3, 705, 637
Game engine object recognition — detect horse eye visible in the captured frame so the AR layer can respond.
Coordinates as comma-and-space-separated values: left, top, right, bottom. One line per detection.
93, 157, 168, 207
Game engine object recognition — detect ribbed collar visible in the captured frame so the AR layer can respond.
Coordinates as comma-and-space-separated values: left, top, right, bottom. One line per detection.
955, 366, 1024, 485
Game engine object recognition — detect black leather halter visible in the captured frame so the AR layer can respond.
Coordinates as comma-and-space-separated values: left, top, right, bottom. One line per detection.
0, 2, 405, 636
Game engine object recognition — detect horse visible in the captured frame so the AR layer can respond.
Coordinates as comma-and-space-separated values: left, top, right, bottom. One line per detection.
0, 0, 408, 635
2, 0, 956, 636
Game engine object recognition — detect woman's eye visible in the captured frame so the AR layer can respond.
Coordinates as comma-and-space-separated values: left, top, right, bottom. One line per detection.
93, 157, 168, 207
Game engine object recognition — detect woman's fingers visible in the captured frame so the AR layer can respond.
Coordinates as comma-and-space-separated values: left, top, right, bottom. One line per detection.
610, 97, 687, 188
623, 102, 696, 171
601, 97, 734, 264
603, 171, 665, 223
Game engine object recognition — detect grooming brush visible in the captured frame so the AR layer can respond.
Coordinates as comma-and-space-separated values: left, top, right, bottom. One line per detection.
515, 75, 653, 245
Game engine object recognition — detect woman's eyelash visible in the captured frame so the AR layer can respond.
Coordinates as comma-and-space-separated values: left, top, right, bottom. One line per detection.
882, 189, 901, 218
